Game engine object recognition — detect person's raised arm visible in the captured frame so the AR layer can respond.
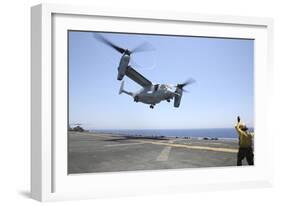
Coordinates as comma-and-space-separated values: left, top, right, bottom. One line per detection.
235, 116, 241, 129
235, 116, 246, 136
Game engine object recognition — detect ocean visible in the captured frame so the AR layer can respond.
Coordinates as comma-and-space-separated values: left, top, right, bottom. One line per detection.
91, 128, 254, 139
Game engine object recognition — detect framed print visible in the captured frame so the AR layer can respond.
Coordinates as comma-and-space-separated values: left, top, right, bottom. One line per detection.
31, 3, 274, 201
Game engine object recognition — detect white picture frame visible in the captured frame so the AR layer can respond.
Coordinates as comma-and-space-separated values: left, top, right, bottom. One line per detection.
31, 3, 274, 202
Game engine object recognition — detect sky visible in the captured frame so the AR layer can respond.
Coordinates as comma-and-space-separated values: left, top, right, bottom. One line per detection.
68, 31, 254, 130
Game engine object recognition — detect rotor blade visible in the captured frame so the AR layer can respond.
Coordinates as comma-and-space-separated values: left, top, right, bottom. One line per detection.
131, 42, 155, 54
93, 33, 126, 54
178, 78, 196, 88
183, 78, 196, 86
130, 58, 155, 71
130, 59, 142, 69
173, 87, 188, 93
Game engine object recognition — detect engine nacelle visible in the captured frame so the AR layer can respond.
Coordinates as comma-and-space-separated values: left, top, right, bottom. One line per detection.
117, 66, 127, 80
117, 54, 130, 80
174, 88, 183, 108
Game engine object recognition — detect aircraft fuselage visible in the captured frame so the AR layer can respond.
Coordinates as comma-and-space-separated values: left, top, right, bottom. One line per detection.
134, 84, 175, 105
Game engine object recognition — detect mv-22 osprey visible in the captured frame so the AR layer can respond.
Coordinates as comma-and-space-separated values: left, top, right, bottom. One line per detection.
94, 34, 195, 109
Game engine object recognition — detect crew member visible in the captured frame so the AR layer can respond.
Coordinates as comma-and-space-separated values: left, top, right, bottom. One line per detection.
235, 116, 254, 166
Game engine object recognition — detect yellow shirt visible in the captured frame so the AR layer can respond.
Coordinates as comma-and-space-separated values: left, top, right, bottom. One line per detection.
235, 123, 253, 148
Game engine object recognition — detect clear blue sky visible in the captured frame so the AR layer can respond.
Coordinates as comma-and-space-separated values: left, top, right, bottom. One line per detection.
68, 31, 254, 130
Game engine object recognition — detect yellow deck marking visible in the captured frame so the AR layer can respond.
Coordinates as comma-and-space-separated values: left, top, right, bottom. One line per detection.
105, 142, 145, 147
156, 140, 173, 161
71, 132, 237, 153
135, 140, 238, 153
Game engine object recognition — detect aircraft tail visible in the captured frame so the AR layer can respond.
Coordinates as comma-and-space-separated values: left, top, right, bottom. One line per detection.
119, 81, 133, 96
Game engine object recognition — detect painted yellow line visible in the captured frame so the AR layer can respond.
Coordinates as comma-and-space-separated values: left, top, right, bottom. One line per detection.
74, 132, 118, 140
134, 140, 238, 153
105, 142, 145, 147
156, 140, 173, 161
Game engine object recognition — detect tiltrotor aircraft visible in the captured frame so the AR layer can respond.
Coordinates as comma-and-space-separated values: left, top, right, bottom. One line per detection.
94, 34, 195, 109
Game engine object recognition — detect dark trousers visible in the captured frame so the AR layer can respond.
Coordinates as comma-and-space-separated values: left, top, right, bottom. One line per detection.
237, 147, 254, 166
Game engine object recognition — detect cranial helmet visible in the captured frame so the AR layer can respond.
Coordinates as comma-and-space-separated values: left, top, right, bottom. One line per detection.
239, 123, 248, 130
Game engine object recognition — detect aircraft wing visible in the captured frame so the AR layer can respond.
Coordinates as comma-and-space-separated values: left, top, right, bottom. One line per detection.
125, 66, 152, 87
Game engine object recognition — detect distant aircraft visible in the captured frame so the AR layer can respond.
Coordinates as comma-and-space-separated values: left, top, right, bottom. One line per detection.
94, 33, 195, 109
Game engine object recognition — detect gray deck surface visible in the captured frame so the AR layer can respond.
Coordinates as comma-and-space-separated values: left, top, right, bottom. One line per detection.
68, 131, 251, 174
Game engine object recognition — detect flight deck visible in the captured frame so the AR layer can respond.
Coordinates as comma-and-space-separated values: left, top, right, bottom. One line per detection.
67, 131, 249, 174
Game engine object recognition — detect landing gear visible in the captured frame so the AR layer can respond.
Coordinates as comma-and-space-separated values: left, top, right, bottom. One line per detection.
134, 96, 139, 102
150, 105, 154, 109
